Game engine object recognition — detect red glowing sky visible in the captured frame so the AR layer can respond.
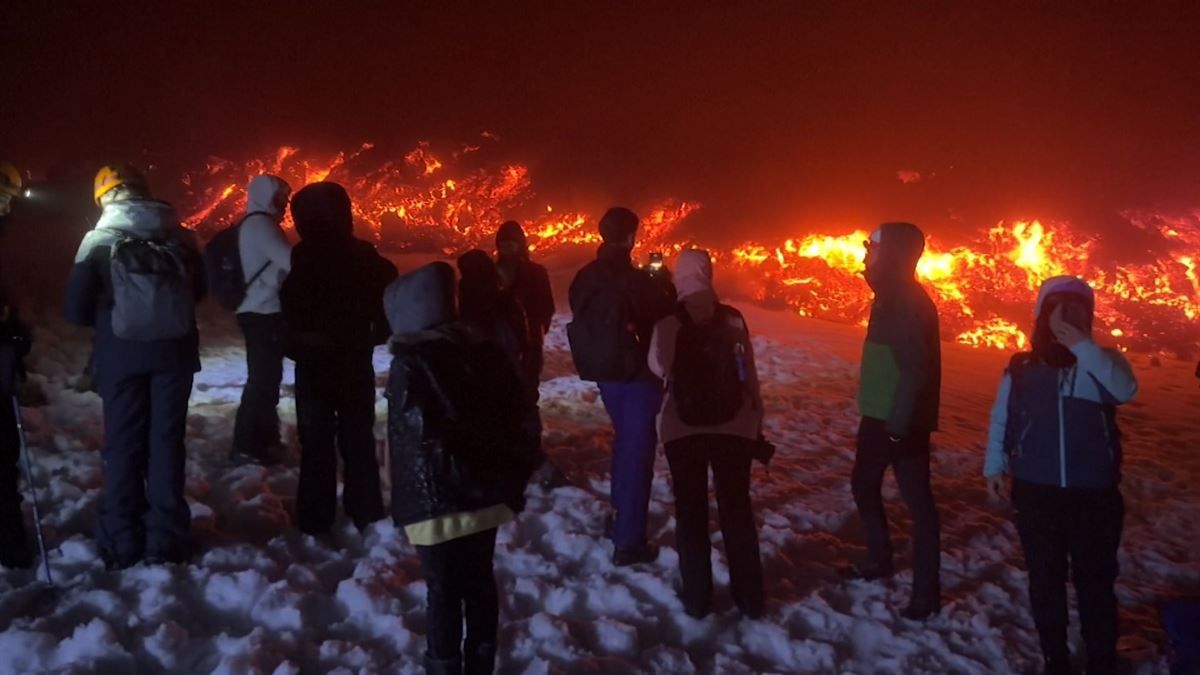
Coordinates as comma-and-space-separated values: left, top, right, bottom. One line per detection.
3, 3, 1199, 250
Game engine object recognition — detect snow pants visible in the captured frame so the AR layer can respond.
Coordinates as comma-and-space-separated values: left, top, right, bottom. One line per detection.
98, 368, 194, 566
597, 381, 662, 550
1013, 478, 1124, 675
665, 434, 764, 617
417, 527, 499, 673
851, 416, 941, 600
233, 312, 285, 458
294, 348, 384, 534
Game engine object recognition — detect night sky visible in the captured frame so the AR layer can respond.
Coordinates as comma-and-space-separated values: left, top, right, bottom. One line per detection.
3, 2, 1199, 251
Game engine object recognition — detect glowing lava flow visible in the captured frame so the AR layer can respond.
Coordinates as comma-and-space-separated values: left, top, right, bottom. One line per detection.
180, 141, 1200, 355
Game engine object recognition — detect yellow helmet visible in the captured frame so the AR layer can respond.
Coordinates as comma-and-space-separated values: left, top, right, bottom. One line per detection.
0, 163, 21, 198
93, 164, 148, 205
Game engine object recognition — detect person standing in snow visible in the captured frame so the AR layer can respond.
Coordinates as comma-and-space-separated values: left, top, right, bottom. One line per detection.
494, 220, 571, 489
0, 161, 34, 569
984, 277, 1136, 675
231, 175, 293, 466
648, 249, 766, 619
495, 220, 555, 394
279, 182, 397, 535
844, 222, 943, 620
64, 165, 206, 568
567, 207, 676, 566
385, 262, 539, 675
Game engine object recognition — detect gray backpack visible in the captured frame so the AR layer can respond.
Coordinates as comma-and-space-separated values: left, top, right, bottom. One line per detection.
110, 236, 195, 341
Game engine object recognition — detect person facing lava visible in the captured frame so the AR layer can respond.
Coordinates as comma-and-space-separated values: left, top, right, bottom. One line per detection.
279, 181, 397, 535
843, 222, 943, 621
648, 249, 766, 619
567, 207, 676, 566
64, 164, 206, 568
230, 175, 293, 467
984, 276, 1137, 675
493, 221, 571, 489
494, 220, 555, 387
0, 161, 34, 570
384, 261, 539, 674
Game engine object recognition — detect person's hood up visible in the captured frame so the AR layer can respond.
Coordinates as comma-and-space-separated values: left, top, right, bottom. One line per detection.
1034, 275, 1095, 320
675, 249, 714, 300
676, 249, 719, 322
1031, 275, 1095, 367
385, 261, 457, 335
246, 174, 290, 217
495, 220, 528, 254
864, 221, 925, 291
291, 182, 353, 242
95, 199, 181, 238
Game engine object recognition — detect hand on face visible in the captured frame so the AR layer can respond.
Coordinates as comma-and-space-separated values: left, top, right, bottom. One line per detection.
1049, 304, 1089, 348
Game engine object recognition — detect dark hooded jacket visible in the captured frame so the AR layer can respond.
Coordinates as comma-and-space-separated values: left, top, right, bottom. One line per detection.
568, 243, 677, 383
63, 198, 206, 381
496, 221, 556, 340
458, 249, 531, 385
385, 262, 539, 526
279, 182, 397, 356
858, 222, 941, 437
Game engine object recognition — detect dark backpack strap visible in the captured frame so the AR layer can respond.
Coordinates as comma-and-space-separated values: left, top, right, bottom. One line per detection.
238, 211, 277, 287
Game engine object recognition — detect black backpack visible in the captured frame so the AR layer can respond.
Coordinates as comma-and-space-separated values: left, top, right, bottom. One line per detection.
204, 211, 272, 312
671, 305, 746, 426
567, 274, 641, 382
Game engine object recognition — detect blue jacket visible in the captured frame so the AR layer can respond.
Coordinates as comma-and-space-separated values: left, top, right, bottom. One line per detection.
64, 199, 206, 384
984, 339, 1137, 488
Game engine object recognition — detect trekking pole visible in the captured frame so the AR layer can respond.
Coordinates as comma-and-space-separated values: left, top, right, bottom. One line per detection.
12, 396, 52, 585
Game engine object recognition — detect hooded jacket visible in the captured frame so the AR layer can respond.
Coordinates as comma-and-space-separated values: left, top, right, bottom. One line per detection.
649, 250, 764, 445
458, 249, 531, 384
237, 175, 292, 315
496, 221, 556, 340
984, 276, 1138, 488
857, 222, 941, 437
568, 243, 677, 383
64, 199, 205, 380
279, 182, 397, 355
384, 263, 538, 536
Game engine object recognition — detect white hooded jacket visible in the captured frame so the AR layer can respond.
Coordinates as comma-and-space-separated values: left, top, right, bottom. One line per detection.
237, 175, 293, 315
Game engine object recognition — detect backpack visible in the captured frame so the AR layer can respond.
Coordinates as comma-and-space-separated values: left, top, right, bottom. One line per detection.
568, 274, 641, 382
109, 235, 195, 341
204, 211, 272, 312
671, 305, 746, 426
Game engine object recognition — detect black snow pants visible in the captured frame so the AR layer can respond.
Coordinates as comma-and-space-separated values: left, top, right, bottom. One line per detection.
665, 434, 764, 618
97, 368, 194, 567
1013, 478, 1124, 675
294, 348, 384, 534
851, 416, 942, 600
233, 312, 286, 458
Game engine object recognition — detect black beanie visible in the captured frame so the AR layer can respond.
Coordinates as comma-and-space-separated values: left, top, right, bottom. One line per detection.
598, 207, 639, 243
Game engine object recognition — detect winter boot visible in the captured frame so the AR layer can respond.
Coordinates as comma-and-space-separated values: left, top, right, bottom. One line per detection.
423, 652, 463, 675
464, 643, 497, 675
613, 543, 659, 567
900, 594, 941, 621
838, 562, 894, 582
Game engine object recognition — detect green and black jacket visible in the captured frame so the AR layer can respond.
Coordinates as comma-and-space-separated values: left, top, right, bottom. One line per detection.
857, 223, 941, 437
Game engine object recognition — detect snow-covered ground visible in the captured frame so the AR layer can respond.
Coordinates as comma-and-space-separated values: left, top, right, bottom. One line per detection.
1, 292, 1198, 673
